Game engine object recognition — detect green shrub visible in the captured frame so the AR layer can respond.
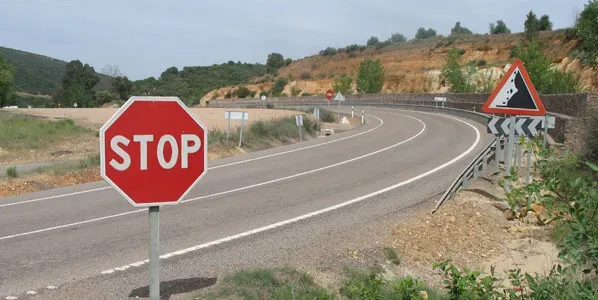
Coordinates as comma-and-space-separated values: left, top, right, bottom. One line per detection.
290, 86, 301, 96
319, 109, 336, 123
6, 166, 17, 178
235, 86, 250, 98
383, 247, 401, 265
301, 92, 313, 97
341, 271, 443, 300
269, 78, 288, 96
300, 72, 312, 80
249, 90, 257, 98
281, 93, 288, 97
476, 59, 487, 66
319, 47, 337, 56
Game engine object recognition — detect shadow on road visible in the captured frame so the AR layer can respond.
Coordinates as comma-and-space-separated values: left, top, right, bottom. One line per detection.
129, 277, 217, 299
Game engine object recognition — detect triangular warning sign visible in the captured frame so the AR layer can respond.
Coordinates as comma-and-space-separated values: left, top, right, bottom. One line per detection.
334, 92, 345, 101
482, 59, 546, 116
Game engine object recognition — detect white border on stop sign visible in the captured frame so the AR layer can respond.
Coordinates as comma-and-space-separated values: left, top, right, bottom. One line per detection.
99, 96, 209, 207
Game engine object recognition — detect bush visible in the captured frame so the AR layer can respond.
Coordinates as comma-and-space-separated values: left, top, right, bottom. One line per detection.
332, 73, 353, 94
281, 93, 288, 97
366, 36, 379, 46
300, 72, 312, 80
259, 91, 268, 98
6, 166, 17, 178
415, 27, 437, 39
489, 20, 511, 34
248, 90, 257, 98
234, 86, 250, 98
476, 59, 487, 66
319, 47, 337, 56
319, 109, 336, 123
341, 271, 442, 300
301, 92, 313, 97
442, 47, 476, 93
290, 86, 301, 96
269, 78, 288, 96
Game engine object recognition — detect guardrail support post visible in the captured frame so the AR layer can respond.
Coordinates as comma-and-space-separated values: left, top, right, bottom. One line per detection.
473, 160, 479, 179
462, 175, 469, 188
482, 152, 487, 172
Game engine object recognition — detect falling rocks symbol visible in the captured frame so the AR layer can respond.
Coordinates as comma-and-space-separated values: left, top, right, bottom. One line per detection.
498, 69, 537, 110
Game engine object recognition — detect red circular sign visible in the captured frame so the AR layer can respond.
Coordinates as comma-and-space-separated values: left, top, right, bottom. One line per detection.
326, 89, 334, 101
100, 97, 207, 207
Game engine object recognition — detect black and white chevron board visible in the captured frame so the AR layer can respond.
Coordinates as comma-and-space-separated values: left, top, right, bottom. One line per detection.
487, 117, 545, 136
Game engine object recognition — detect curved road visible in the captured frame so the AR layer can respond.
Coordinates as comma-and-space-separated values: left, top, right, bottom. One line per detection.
0, 107, 492, 299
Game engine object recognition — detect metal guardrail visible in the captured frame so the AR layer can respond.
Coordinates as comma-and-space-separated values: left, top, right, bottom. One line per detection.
431, 139, 498, 213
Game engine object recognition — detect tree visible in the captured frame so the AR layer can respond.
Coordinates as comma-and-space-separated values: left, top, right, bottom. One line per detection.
575, 0, 598, 66
332, 73, 353, 94
62, 60, 99, 107
356, 59, 385, 93
489, 20, 511, 34
266, 53, 285, 74
367, 36, 380, 46
101, 64, 121, 77
95, 90, 117, 105
441, 47, 476, 93
389, 33, 407, 43
524, 10, 540, 40
538, 15, 552, 31
0, 54, 15, 108
512, 41, 579, 93
450, 22, 473, 36
319, 47, 337, 56
284, 58, 293, 66
415, 27, 437, 40
111, 76, 133, 100
160, 66, 178, 78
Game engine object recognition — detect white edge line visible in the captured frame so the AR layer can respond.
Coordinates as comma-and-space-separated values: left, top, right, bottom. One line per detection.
0, 114, 383, 208
0, 113, 412, 241
100, 113, 481, 274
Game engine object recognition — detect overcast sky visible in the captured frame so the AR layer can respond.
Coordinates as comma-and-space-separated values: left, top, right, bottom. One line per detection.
1, 0, 587, 80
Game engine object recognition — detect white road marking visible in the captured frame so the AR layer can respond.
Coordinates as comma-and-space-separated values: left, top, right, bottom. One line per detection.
0, 114, 416, 241
25, 291, 37, 295
46, 286, 58, 290
5, 296, 17, 300
0, 114, 384, 208
100, 113, 481, 274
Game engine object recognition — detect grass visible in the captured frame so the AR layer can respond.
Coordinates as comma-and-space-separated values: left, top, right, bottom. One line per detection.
209, 116, 318, 150
0, 111, 91, 151
383, 247, 401, 265
200, 268, 335, 300
32, 154, 100, 176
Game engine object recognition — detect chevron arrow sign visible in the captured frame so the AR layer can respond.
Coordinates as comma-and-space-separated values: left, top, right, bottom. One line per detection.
487, 117, 544, 136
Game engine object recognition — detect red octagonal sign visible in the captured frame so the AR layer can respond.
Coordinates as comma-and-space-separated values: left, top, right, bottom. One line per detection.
100, 97, 208, 207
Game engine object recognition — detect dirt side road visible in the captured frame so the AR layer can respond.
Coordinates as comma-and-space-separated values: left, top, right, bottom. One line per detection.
12, 108, 299, 130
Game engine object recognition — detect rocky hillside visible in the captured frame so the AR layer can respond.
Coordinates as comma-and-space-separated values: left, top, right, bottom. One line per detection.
203, 30, 596, 102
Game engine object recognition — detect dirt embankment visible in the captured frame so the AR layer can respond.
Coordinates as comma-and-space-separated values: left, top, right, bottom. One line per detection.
203, 30, 596, 102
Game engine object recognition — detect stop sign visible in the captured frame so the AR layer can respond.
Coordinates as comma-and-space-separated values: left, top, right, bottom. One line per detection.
326, 89, 334, 101
100, 97, 208, 207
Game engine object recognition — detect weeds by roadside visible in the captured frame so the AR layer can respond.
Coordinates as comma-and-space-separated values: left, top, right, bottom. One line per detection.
6, 166, 17, 178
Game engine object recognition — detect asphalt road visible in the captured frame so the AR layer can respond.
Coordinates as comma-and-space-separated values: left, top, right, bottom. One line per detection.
0, 107, 492, 299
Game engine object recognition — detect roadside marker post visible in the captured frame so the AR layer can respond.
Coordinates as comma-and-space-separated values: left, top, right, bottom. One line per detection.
295, 115, 304, 142
100, 97, 208, 300
361, 110, 365, 124
351, 106, 354, 118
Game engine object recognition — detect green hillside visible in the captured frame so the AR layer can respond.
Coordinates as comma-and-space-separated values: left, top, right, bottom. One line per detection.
133, 62, 267, 105
0, 46, 111, 95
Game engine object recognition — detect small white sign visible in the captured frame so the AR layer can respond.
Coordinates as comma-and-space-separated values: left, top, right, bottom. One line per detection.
261, 95, 267, 101
295, 115, 303, 127
225, 111, 248, 120
434, 97, 447, 102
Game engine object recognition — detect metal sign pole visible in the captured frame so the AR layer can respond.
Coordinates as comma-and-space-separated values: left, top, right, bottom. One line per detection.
525, 136, 532, 206
299, 124, 302, 142
505, 116, 516, 191
149, 206, 160, 300
227, 113, 231, 140
494, 136, 500, 166
542, 115, 548, 148
515, 139, 521, 168
239, 112, 245, 148
337, 99, 340, 122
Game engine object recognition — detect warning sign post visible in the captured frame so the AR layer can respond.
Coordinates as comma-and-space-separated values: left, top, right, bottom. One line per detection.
482, 59, 548, 191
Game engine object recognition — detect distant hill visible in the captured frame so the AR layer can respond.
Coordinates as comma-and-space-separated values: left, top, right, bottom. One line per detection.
133, 62, 267, 105
0, 46, 112, 95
